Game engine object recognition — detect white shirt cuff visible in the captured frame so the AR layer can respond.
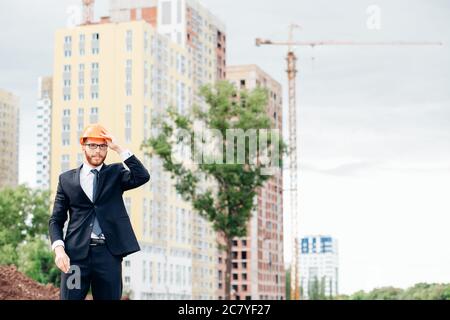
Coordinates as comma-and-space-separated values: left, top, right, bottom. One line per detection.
120, 149, 133, 161
52, 240, 65, 251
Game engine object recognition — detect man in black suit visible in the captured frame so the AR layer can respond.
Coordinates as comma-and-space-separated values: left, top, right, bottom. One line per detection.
49, 124, 150, 300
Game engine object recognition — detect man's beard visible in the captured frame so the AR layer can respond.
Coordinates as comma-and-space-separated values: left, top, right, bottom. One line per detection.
84, 151, 106, 167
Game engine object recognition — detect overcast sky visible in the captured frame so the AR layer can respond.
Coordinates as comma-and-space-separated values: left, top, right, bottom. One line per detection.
0, 0, 449, 295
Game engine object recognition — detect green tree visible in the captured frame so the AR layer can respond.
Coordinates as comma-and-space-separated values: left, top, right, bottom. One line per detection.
18, 236, 60, 287
401, 283, 450, 300
0, 243, 18, 266
366, 287, 402, 300
441, 286, 450, 300
341, 283, 450, 300
285, 268, 291, 300
350, 290, 368, 300
308, 276, 328, 300
144, 81, 285, 299
0, 185, 50, 265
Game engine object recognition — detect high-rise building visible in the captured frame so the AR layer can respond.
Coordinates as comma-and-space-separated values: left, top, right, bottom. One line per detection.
215, 65, 285, 300
109, 0, 226, 99
0, 88, 19, 189
36, 76, 53, 189
50, 0, 225, 299
298, 235, 339, 299
107, 0, 226, 300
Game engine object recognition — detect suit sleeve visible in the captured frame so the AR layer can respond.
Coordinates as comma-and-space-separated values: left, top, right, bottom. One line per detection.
120, 155, 151, 191
48, 175, 70, 244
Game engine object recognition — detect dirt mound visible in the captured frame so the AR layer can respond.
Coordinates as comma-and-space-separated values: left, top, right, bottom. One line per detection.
0, 265, 59, 300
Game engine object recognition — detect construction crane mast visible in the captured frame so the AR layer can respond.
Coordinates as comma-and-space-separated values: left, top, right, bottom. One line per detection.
82, 0, 95, 25
256, 26, 442, 300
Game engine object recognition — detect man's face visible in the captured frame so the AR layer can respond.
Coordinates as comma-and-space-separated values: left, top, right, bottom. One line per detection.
82, 137, 108, 167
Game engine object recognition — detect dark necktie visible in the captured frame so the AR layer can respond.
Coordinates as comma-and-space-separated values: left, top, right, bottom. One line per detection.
90, 169, 103, 237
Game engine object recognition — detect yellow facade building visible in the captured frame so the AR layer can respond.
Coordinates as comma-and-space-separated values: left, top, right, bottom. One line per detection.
51, 11, 219, 298
0, 88, 19, 189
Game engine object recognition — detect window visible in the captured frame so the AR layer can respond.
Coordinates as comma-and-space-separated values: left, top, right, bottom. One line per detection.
162, 2, 172, 24
64, 36, 72, 57
89, 107, 98, 123
125, 105, 132, 143
61, 154, 70, 172
77, 153, 83, 166
126, 30, 132, 52
79, 35, 85, 55
125, 60, 132, 96
92, 33, 100, 54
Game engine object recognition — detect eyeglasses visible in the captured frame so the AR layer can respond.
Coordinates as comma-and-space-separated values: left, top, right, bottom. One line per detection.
84, 143, 108, 150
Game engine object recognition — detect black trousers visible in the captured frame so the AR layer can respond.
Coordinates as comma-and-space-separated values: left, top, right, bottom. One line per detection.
60, 244, 123, 300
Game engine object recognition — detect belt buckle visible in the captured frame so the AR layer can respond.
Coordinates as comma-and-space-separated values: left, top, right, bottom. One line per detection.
90, 238, 105, 246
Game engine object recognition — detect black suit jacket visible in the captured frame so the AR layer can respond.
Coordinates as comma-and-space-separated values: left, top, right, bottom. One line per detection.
49, 155, 150, 261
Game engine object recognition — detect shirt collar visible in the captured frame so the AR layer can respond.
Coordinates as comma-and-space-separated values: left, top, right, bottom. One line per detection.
81, 161, 104, 177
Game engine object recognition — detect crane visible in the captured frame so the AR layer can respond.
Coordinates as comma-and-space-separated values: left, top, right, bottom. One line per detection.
82, 0, 95, 25
256, 25, 442, 300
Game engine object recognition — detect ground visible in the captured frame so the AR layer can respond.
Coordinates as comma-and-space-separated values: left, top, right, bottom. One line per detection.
0, 265, 59, 300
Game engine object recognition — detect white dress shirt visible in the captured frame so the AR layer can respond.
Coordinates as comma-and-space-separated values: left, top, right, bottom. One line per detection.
52, 150, 133, 251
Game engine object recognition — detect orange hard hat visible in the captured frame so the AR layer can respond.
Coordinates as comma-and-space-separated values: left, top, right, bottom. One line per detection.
79, 124, 112, 145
